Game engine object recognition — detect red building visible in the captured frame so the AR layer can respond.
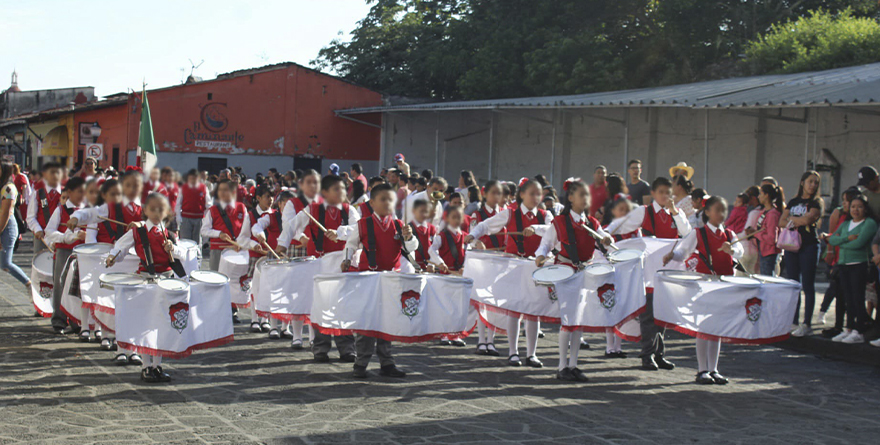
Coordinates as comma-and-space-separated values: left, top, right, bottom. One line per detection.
125, 63, 383, 175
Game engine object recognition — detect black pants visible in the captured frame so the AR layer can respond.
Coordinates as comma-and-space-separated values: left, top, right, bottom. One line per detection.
354, 335, 394, 368
820, 266, 846, 329
638, 292, 666, 358
839, 263, 870, 333
312, 332, 355, 357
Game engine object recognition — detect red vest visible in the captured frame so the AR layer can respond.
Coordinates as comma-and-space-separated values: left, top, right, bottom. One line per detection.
236, 184, 249, 205
248, 208, 282, 258
552, 214, 600, 264
438, 229, 466, 271
287, 194, 317, 248
96, 202, 143, 244
132, 225, 174, 273
209, 202, 247, 250
179, 183, 207, 219
409, 222, 436, 269
641, 205, 680, 239
504, 207, 547, 257
688, 226, 736, 276
55, 205, 84, 251
474, 206, 507, 249
612, 227, 642, 242
357, 215, 404, 271
33, 181, 61, 229
142, 181, 167, 202
358, 201, 374, 219
305, 203, 349, 257
164, 183, 180, 211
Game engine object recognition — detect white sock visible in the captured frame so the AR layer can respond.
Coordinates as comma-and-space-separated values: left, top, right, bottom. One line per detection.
80, 306, 92, 330
292, 319, 304, 341
486, 326, 496, 344
142, 354, 152, 369
568, 330, 581, 368
525, 320, 538, 357
507, 316, 521, 356
605, 329, 615, 353
153, 355, 162, 368
707, 340, 720, 373
695, 338, 708, 372
557, 330, 571, 370
250, 306, 258, 321
478, 322, 487, 344
270, 318, 279, 330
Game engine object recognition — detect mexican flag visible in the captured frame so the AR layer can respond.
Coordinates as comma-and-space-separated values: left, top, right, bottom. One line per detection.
136, 86, 157, 172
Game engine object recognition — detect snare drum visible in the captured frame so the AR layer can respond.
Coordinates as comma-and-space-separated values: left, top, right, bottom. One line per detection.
190, 270, 230, 285
752, 274, 797, 286
661, 270, 706, 281
99, 273, 147, 290
176, 239, 201, 274
532, 265, 575, 286
158, 278, 190, 292
607, 248, 643, 264
583, 263, 614, 276
31, 250, 56, 316
720, 275, 762, 286
74, 243, 113, 256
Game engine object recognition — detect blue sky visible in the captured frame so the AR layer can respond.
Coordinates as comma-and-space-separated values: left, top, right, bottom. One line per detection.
0, 0, 371, 96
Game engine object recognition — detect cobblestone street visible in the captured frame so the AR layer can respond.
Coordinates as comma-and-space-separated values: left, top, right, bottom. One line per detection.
1, 238, 879, 444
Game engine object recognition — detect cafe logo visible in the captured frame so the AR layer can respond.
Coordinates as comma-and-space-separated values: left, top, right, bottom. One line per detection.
201, 102, 228, 132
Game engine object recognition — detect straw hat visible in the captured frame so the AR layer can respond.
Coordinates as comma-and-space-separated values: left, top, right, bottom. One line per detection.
668, 162, 695, 180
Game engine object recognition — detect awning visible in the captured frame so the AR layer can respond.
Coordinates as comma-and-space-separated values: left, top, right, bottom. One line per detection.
41, 126, 69, 157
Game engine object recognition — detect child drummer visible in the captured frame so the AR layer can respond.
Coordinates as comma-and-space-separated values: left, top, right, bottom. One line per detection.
534, 178, 613, 382
341, 183, 418, 379
282, 175, 360, 359
428, 205, 468, 347
245, 184, 278, 334
107, 193, 189, 383
44, 177, 88, 335
662, 195, 742, 385
409, 199, 436, 271
280, 169, 321, 257
605, 176, 691, 372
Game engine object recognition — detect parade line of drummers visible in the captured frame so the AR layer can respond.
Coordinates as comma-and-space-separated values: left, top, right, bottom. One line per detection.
12, 152, 880, 384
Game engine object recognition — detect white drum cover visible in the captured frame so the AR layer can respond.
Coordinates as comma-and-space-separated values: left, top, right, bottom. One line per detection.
254, 251, 343, 322
614, 237, 685, 291
30, 250, 55, 317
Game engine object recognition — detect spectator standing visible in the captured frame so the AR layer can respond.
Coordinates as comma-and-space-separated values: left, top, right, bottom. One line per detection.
627, 160, 651, 205
0, 161, 30, 291
857, 166, 880, 217
589, 166, 607, 218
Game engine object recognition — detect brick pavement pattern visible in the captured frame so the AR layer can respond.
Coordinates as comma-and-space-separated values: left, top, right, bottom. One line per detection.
1, 237, 879, 444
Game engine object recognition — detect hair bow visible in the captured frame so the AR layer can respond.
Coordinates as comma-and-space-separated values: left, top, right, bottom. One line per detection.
562, 177, 582, 191
125, 166, 143, 173
518, 177, 530, 188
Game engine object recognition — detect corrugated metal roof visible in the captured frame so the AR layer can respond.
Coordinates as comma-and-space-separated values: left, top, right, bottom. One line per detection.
337, 62, 880, 114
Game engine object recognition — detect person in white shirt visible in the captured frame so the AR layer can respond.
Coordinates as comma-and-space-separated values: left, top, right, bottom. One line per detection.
403, 177, 447, 226
199, 180, 258, 272
27, 163, 64, 259
44, 177, 88, 334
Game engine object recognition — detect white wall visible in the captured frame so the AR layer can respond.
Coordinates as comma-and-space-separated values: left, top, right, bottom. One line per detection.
380, 106, 880, 204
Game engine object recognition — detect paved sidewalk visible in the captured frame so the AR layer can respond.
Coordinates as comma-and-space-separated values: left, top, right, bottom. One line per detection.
1, 238, 879, 444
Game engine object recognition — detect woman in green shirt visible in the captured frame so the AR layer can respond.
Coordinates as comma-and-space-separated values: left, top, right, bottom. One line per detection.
822, 195, 878, 344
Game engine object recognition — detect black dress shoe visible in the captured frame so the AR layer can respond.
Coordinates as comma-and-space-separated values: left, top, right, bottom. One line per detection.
250, 322, 262, 333
450, 338, 466, 347
525, 355, 543, 368
655, 355, 675, 370
141, 367, 159, 383
260, 322, 271, 333
79, 330, 91, 343
379, 365, 406, 378
438, 339, 452, 346
62, 325, 81, 335
475, 343, 487, 355
313, 353, 331, 363
709, 371, 729, 385
352, 365, 369, 379
153, 366, 172, 382
114, 353, 130, 366
537, 329, 545, 339
556, 368, 576, 381
695, 371, 715, 385
641, 356, 659, 371
53, 326, 66, 335
579, 338, 591, 350
508, 354, 522, 367
128, 354, 143, 366
232, 314, 241, 324
570, 368, 590, 382
339, 353, 356, 363
485, 344, 500, 357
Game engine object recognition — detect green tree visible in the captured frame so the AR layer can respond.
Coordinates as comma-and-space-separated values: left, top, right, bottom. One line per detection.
745, 9, 880, 74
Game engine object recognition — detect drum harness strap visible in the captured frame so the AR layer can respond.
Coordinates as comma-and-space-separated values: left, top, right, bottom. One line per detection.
365, 217, 379, 270
443, 229, 463, 270
216, 203, 236, 237
104, 203, 126, 241
137, 226, 186, 278
562, 214, 581, 266
314, 205, 348, 254
646, 205, 678, 238
479, 208, 501, 248
513, 208, 526, 255
410, 222, 429, 267
38, 188, 52, 225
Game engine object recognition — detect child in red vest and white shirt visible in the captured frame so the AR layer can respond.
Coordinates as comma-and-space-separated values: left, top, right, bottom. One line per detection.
200, 179, 257, 271
176, 169, 212, 247
428, 205, 468, 347
252, 190, 297, 341
279, 169, 321, 257
409, 199, 436, 271
44, 177, 87, 334
663, 195, 742, 386
535, 179, 613, 383
107, 193, 189, 383
341, 184, 418, 379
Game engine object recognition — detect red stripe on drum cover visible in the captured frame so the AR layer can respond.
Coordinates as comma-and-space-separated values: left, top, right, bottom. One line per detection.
231, 301, 251, 309
612, 326, 641, 342
473, 300, 508, 336
33, 302, 52, 318
653, 319, 790, 345
58, 305, 94, 329
559, 305, 646, 333
255, 310, 311, 323
310, 324, 474, 344
92, 304, 115, 315
116, 335, 235, 360
477, 301, 561, 325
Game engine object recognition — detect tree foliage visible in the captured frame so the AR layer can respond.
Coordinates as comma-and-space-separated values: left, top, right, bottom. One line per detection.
312, 0, 880, 100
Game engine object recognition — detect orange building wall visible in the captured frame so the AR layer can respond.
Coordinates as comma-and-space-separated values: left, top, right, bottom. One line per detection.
72, 103, 129, 169
125, 64, 382, 161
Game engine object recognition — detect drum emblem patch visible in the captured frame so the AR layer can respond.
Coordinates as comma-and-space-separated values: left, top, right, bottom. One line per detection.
39, 282, 53, 299
401, 290, 420, 319
239, 274, 251, 292
169, 302, 189, 333
745, 297, 762, 324
598, 283, 616, 310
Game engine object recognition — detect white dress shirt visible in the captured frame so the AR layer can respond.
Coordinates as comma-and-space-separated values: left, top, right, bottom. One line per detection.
44, 201, 83, 247
27, 183, 63, 233
535, 211, 610, 258
670, 222, 743, 263
605, 201, 691, 237
403, 190, 442, 226
109, 220, 186, 261
468, 204, 550, 244
291, 202, 361, 241
199, 200, 257, 249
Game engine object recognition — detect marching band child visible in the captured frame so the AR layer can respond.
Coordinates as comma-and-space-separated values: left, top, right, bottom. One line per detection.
601, 196, 639, 358
429, 205, 468, 347
285, 175, 360, 358
445, 193, 472, 234
161, 167, 180, 233
469, 180, 507, 356
281, 169, 321, 257
535, 179, 613, 382
107, 193, 188, 383
44, 177, 87, 334
409, 199, 436, 270
142, 167, 167, 203
466, 178, 550, 368
357, 176, 387, 217
341, 183, 418, 378
663, 195, 742, 385
27, 162, 63, 260
246, 185, 277, 334
176, 169, 211, 246
606, 176, 690, 371
253, 190, 295, 340
200, 179, 255, 270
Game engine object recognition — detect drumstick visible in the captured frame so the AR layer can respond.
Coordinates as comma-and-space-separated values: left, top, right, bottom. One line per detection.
260, 240, 282, 259
427, 261, 463, 276
98, 216, 128, 227
303, 211, 329, 233
219, 243, 265, 254
582, 225, 619, 251
717, 227, 765, 251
